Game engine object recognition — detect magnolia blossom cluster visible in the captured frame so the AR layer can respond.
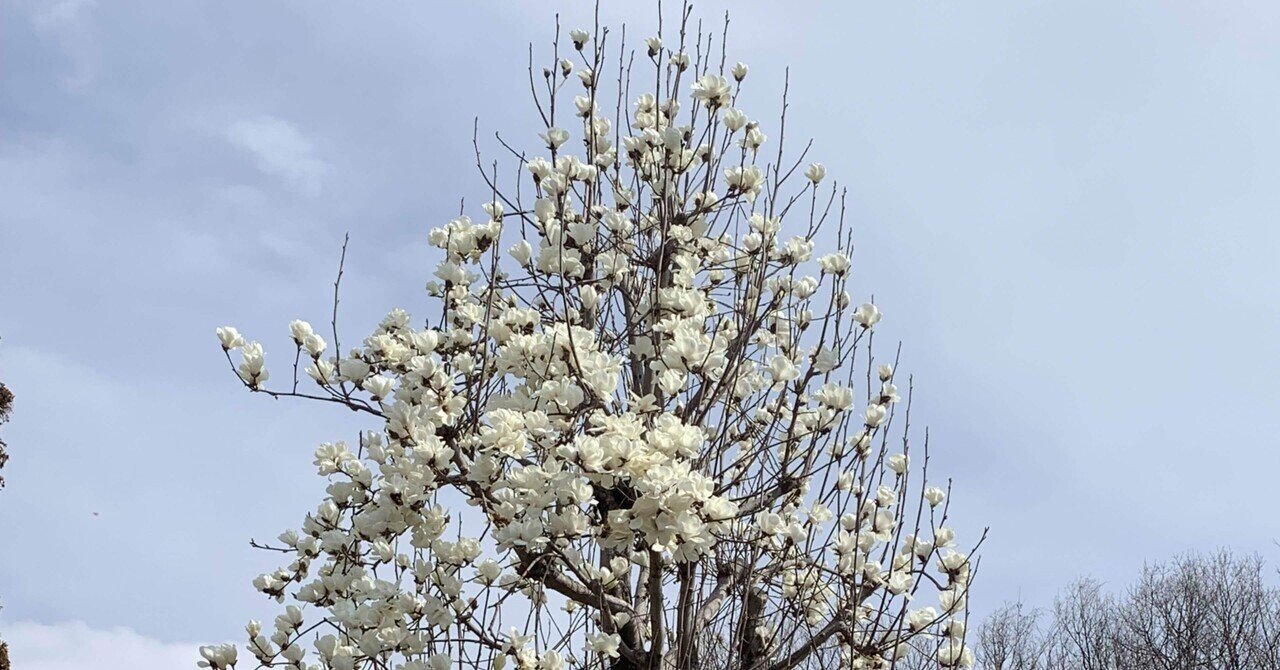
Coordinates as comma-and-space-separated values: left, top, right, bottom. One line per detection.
207, 17, 977, 670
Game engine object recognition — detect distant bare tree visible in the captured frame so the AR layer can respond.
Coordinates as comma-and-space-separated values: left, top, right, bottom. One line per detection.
1048, 578, 1120, 670
1258, 590, 1280, 670
1203, 551, 1273, 670
971, 551, 1280, 670
1115, 556, 1216, 669
1111, 551, 1280, 670
976, 601, 1046, 670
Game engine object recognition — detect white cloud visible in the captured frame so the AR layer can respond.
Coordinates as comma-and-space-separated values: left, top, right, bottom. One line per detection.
227, 117, 329, 196
1, 620, 208, 670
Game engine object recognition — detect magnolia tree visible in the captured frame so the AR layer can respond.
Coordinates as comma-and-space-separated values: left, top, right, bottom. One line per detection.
204, 8, 982, 670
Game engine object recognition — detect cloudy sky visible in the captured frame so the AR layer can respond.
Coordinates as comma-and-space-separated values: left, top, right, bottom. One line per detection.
3, 0, 1280, 667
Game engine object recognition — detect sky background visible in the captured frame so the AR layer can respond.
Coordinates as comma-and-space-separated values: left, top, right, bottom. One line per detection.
3, 0, 1280, 667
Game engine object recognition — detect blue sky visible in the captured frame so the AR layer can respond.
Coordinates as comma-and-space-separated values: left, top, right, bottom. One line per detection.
3, 1, 1280, 667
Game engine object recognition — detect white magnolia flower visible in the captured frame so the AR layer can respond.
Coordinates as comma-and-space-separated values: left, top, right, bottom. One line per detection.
887, 570, 913, 595
723, 108, 748, 132
692, 74, 732, 108
938, 549, 970, 576
216, 326, 245, 350
288, 319, 314, 345
940, 588, 967, 613
758, 511, 786, 535
768, 354, 800, 383
569, 29, 590, 49
539, 650, 566, 670
938, 640, 975, 668
725, 165, 764, 200
731, 61, 749, 81
864, 403, 888, 428
527, 156, 553, 180
237, 342, 268, 389
876, 485, 898, 507
907, 607, 938, 631
303, 332, 326, 358
813, 346, 840, 373
574, 95, 596, 117
739, 126, 766, 151
805, 162, 827, 184
476, 558, 503, 584
853, 302, 882, 328
924, 486, 946, 507
541, 127, 570, 150
510, 240, 534, 266
588, 632, 621, 658
818, 252, 850, 276
880, 382, 900, 404
364, 375, 394, 400
305, 359, 333, 385
197, 644, 237, 670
